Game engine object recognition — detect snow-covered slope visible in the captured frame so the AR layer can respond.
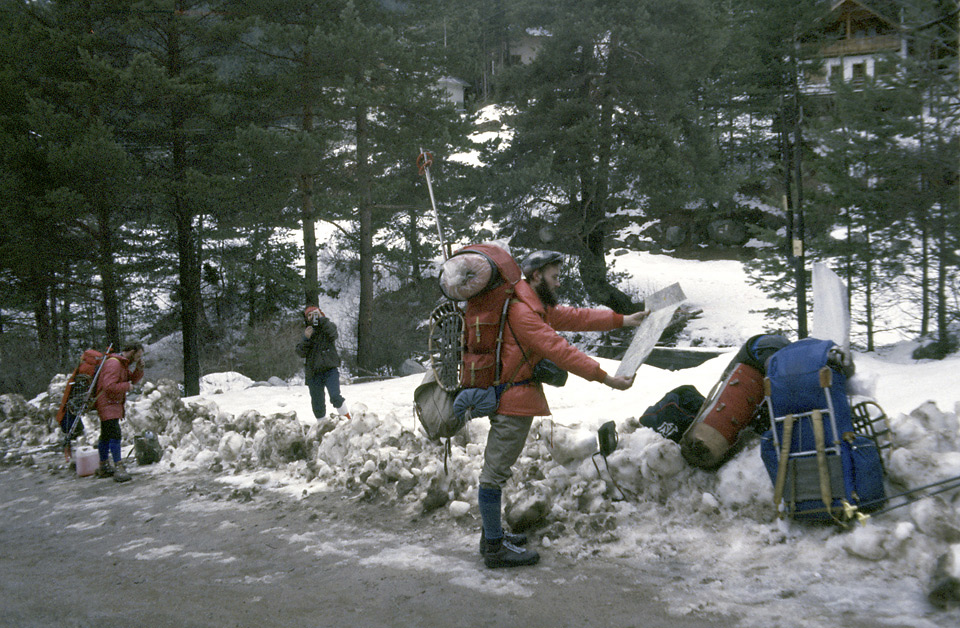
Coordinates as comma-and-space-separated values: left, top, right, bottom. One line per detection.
3, 252, 959, 627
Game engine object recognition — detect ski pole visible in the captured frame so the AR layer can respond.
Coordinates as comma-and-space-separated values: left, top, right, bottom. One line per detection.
857, 474, 960, 514
417, 148, 450, 260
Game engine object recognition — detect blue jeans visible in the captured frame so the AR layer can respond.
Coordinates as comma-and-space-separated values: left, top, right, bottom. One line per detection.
307, 367, 345, 418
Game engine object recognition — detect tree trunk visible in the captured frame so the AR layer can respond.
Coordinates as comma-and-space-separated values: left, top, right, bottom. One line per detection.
301, 169, 319, 308
574, 37, 640, 315
407, 207, 421, 283
96, 205, 121, 348
918, 119, 930, 337
169, 5, 201, 396
32, 275, 55, 358
935, 196, 952, 350
792, 93, 808, 338
176, 202, 202, 396
48, 285, 61, 368
59, 270, 71, 369
864, 230, 874, 352
300, 61, 320, 308
356, 106, 374, 373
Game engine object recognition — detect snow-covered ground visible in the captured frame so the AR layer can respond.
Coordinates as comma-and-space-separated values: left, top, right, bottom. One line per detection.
3, 250, 960, 627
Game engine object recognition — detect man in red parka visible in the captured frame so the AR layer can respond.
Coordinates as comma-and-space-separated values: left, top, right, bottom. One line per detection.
94, 342, 144, 483
479, 251, 649, 568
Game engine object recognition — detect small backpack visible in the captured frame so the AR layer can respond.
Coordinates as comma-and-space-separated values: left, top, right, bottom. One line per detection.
639, 385, 705, 443
413, 368, 460, 441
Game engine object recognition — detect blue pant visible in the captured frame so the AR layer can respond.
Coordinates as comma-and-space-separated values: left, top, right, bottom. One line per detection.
307, 367, 345, 418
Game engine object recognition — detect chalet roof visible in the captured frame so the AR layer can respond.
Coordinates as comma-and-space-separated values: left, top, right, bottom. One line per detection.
828, 0, 900, 29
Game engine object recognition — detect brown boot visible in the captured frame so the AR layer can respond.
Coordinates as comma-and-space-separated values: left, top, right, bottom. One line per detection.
113, 461, 131, 483
95, 460, 114, 479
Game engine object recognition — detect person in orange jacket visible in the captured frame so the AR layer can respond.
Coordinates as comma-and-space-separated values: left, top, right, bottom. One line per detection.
94, 342, 144, 483
478, 250, 649, 569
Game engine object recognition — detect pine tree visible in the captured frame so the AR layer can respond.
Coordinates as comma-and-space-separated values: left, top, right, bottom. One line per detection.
310, 1, 468, 373
476, 0, 736, 312
0, 0, 143, 364
108, 1, 243, 395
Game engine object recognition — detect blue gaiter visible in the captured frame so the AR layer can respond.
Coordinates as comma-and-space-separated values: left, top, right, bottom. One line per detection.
109, 439, 122, 463
478, 486, 503, 540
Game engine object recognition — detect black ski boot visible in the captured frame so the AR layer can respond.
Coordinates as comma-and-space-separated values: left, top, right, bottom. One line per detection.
479, 530, 528, 556
483, 536, 540, 569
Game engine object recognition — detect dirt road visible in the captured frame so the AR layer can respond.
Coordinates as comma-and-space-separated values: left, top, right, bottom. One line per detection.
0, 459, 731, 628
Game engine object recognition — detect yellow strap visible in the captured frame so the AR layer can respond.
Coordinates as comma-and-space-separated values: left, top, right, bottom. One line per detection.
773, 414, 795, 517
811, 410, 837, 521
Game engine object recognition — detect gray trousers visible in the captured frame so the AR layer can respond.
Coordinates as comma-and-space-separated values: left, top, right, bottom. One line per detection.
478, 413, 534, 489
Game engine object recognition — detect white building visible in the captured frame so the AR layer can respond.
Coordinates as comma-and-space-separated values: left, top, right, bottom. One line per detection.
806, 0, 906, 87
436, 76, 469, 110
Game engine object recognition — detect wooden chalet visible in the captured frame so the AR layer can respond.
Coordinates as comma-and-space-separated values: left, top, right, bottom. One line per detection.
805, 0, 906, 87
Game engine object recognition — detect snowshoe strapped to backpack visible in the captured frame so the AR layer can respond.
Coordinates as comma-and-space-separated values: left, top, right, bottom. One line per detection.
759, 338, 886, 524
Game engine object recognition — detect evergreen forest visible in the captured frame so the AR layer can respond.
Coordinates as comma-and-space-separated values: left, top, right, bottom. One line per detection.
0, 0, 957, 397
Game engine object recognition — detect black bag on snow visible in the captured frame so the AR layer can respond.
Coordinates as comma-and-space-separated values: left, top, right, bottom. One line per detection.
134, 431, 163, 465
639, 385, 706, 443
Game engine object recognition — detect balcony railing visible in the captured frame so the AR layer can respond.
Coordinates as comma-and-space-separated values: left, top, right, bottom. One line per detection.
820, 35, 901, 57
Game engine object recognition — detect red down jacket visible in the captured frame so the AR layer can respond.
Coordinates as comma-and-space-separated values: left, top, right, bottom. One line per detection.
95, 354, 144, 422
497, 281, 624, 417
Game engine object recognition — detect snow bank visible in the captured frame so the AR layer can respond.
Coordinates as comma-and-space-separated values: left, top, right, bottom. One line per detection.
3, 348, 960, 623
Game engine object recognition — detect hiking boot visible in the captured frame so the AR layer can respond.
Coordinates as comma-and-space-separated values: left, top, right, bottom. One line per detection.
479, 530, 528, 556
483, 537, 540, 569
95, 461, 114, 479
113, 461, 131, 483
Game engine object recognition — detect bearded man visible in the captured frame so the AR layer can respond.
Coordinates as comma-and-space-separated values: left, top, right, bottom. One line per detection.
477, 250, 649, 568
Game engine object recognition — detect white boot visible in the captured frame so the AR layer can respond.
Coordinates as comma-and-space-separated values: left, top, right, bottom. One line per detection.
336, 404, 352, 421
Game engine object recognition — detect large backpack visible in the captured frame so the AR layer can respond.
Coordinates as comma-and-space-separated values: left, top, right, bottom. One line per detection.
759, 338, 886, 524
680, 362, 765, 470
678, 334, 789, 470
415, 242, 534, 441
444, 243, 528, 389
56, 348, 111, 437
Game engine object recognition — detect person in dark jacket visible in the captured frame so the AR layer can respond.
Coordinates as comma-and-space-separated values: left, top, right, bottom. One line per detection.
297, 306, 350, 421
